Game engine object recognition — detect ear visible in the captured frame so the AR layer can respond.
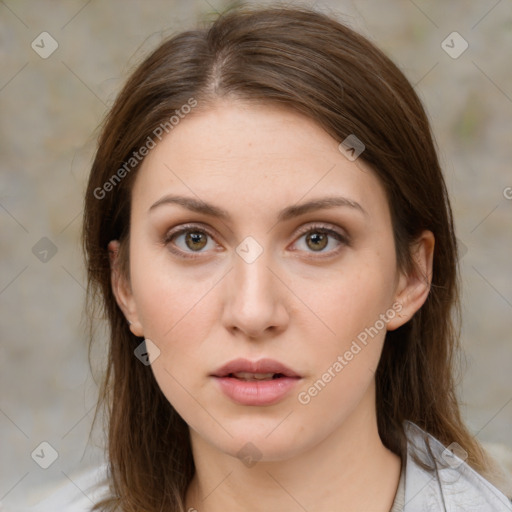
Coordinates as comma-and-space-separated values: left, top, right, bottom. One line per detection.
387, 230, 435, 331
108, 240, 144, 337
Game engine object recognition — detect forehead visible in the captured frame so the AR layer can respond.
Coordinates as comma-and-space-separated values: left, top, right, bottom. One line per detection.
131, 100, 389, 223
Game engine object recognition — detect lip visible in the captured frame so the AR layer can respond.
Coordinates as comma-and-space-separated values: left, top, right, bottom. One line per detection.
211, 358, 302, 406
212, 358, 301, 378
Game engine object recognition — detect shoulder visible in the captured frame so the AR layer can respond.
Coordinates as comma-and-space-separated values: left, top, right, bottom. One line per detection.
21, 464, 110, 512
403, 420, 512, 511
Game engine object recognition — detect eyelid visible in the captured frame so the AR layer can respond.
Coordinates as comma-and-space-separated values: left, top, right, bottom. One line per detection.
163, 223, 216, 242
293, 222, 349, 242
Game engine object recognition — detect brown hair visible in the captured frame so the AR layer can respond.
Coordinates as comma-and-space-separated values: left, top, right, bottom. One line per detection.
82, 5, 494, 511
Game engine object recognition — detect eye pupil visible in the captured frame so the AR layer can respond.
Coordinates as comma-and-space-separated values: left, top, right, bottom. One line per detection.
306, 232, 328, 251
186, 232, 207, 251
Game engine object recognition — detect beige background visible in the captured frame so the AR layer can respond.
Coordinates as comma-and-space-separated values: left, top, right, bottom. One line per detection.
1, 0, 511, 508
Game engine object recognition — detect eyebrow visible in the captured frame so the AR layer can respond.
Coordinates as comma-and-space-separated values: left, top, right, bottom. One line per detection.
148, 194, 367, 221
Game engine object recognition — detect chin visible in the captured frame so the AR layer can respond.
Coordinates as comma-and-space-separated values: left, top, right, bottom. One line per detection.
204, 420, 314, 463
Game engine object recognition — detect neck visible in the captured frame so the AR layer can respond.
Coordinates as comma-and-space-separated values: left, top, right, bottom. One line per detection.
185, 387, 401, 512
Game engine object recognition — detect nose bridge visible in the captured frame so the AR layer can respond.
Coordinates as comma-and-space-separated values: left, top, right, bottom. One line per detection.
222, 236, 287, 337
233, 239, 276, 308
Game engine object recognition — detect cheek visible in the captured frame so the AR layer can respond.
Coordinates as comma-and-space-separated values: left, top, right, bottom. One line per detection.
307, 260, 395, 346
132, 269, 219, 430
293, 255, 396, 397
130, 241, 218, 341
292, 273, 393, 435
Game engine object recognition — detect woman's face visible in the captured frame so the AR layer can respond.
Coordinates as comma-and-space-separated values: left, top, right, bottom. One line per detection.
111, 100, 429, 462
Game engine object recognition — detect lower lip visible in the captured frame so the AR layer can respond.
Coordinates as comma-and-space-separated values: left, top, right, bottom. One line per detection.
213, 376, 301, 406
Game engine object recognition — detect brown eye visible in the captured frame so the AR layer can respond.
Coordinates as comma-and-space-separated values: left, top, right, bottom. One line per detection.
184, 231, 208, 251
164, 225, 218, 258
305, 231, 329, 251
292, 224, 349, 257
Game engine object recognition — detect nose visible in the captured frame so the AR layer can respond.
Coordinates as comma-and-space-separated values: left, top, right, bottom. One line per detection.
221, 246, 289, 339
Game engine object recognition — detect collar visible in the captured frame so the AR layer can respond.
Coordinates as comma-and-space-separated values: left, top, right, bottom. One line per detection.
402, 420, 512, 511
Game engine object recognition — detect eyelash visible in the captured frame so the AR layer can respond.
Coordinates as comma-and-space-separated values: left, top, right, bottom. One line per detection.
163, 223, 350, 260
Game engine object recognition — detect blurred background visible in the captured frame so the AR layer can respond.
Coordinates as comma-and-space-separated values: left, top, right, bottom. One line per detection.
1, 0, 511, 508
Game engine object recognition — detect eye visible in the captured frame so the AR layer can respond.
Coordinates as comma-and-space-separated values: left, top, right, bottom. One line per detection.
291, 223, 349, 257
163, 224, 218, 259
163, 222, 349, 260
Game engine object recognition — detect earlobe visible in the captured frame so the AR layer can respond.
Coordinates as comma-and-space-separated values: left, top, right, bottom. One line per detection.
108, 240, 144, 337
387, 230, 435, 331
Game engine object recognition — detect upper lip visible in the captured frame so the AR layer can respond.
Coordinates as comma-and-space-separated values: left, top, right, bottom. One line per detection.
212, 358, 301, 378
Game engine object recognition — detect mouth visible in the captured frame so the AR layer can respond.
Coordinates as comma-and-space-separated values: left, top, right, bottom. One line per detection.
211, 358, 302, 406
211, 358, 302, 380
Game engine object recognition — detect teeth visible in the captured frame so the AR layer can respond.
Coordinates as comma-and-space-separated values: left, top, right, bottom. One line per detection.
231, 372, 277, 381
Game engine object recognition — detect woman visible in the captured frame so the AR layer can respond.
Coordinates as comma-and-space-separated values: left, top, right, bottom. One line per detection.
74, 5, 511, 512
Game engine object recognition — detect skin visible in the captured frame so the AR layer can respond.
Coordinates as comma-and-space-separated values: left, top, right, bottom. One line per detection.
109, 100, 434, 512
